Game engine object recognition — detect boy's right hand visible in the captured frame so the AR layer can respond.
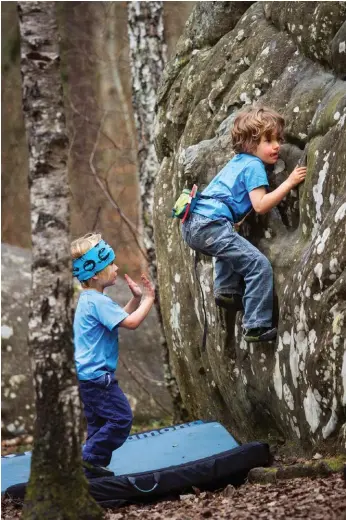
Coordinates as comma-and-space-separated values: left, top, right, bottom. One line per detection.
287, 166, 307, 188
141, 274, 155, 301
119, 274, 155, 330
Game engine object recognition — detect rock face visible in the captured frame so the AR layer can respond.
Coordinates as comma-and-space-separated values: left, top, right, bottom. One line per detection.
1, 244, 34, 436
153, 1, 346, 452
1, 244, 171, 436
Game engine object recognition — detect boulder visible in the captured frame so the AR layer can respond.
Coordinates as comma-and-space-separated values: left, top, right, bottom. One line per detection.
153, 1, 346, 452
1, 244, 33, 436
1, 243, 171, 436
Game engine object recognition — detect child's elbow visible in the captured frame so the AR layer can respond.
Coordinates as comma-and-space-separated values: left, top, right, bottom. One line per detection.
127, 322, 138, 330
253, 203, 265, 215
120, 318, 138, 330
251, 198, 265, 214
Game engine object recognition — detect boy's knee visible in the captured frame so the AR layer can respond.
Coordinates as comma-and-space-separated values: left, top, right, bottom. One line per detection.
111, 411, 133, 434
125, 402, 133, 425
257, 254, 272, 275
123, 410, 133, 431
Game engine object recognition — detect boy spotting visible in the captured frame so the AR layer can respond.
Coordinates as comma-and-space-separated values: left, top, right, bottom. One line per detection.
71, 233, 155, 478
181, 107, 306, 343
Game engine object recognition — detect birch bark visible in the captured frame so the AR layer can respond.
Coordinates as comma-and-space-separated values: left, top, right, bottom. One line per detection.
127, 1, 187, 420
17, 2, 102, 518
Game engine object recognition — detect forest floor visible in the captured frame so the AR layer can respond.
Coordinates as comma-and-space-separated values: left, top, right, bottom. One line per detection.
2, 431, 346, 519
2, 472, 346, 519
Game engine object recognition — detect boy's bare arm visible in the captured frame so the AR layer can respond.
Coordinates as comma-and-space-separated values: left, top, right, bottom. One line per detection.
249, 166, 307, 215
120, 275, 155, 330
123, 296, 141, 314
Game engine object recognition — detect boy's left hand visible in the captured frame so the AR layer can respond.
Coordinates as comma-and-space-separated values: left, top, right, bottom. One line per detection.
125, 274, 142, 298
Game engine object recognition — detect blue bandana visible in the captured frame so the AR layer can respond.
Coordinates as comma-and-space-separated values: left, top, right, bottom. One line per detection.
72, 239, 115, 282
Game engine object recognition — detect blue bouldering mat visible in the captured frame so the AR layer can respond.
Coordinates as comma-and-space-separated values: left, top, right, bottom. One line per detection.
3, 420, 270, 508
2, 420, 236, 492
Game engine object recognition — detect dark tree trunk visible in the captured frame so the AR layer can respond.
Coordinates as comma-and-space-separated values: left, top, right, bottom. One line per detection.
127, 1, 188, 422
17, 2, 103, 518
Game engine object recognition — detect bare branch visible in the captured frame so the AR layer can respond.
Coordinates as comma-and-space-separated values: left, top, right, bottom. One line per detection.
89, 113, 149, 261
92, 206, 102, 231
119, 358, 171, 417
69, 98, 123, 151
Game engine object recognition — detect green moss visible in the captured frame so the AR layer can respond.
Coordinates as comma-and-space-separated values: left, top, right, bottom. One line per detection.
311, 90, 345, 137
298, 135, 323, 234
23, 467, 104, 519
324, 455, 346, 472
306, 135, 323, 167
174, 54, 191, 70
143, 211, 150, 227
131, 416, 173, 434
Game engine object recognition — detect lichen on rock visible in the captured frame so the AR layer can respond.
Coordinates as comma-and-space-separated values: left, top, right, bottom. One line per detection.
153, 1, 346, 452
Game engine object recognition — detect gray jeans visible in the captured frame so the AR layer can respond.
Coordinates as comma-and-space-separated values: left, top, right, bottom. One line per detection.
182, 213, 273, 329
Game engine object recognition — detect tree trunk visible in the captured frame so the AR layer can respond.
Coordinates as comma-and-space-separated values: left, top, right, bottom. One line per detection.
17, 2, 103, 518
127, 1, 187, 422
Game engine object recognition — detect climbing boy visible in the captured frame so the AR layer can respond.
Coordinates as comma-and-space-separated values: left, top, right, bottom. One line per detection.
71, 233, 155, 478
181, 106, 306, 343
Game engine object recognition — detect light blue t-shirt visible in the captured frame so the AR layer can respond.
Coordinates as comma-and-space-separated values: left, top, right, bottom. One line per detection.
193, 153, 269, 222
73, 290, 129, 381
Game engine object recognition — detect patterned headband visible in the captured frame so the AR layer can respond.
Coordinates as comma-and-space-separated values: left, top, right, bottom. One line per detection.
72, 239, 115, 282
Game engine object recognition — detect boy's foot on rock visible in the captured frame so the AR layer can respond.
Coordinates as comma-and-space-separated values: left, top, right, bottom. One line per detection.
243, 327, 277, 343
82, 460, 114, 478
215, 293, 244, 311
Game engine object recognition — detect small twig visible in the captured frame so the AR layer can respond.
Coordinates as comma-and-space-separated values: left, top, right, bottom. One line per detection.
89, 113, 148, 261
127, 360, 167, 387
92, 206, 101, 231
104, 157, 121, 180
69, 98, 123, 151
119, 357, 171, 416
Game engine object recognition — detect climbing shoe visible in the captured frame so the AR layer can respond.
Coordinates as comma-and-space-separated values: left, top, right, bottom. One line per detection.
82, 460, 114, 478
215, 293, 244, 311
243, 327, 277, 343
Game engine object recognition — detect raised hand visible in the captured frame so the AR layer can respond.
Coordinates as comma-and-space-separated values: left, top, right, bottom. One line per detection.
288, 166, 307, 188
140, 274, 155, 300
124, 274, 142, 298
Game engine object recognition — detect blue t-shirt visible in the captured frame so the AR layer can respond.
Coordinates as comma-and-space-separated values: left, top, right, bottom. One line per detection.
193, 153, 269, 222
73, 290, 129, 381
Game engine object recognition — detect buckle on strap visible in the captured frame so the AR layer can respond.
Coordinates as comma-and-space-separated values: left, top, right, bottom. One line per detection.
181, 184, 198, 223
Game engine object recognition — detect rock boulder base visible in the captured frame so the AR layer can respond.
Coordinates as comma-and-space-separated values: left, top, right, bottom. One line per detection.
153, 1, 346, 452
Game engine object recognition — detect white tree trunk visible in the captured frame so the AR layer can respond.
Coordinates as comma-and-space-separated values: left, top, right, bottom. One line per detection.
127, 0, 166, 264
17, 2, 102, 518
127, 1, 187, 420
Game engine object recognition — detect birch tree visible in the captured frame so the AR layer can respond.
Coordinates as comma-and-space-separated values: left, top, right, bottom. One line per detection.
127, 1, 187, 420
17, 2, 103, 518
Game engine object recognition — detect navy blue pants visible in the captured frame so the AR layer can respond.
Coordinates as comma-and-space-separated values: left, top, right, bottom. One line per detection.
79, 373, 133, 467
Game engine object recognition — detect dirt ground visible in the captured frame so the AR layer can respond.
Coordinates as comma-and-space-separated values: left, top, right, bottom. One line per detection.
2, 472, 346, 519
2, 436, 346, 519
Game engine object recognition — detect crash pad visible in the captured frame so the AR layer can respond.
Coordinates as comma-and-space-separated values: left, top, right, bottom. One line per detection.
3, 420, 271, 508
2, 420, 238, 492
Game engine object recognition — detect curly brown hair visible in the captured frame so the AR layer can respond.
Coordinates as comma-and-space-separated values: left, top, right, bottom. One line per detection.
231, 106, 285, 154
